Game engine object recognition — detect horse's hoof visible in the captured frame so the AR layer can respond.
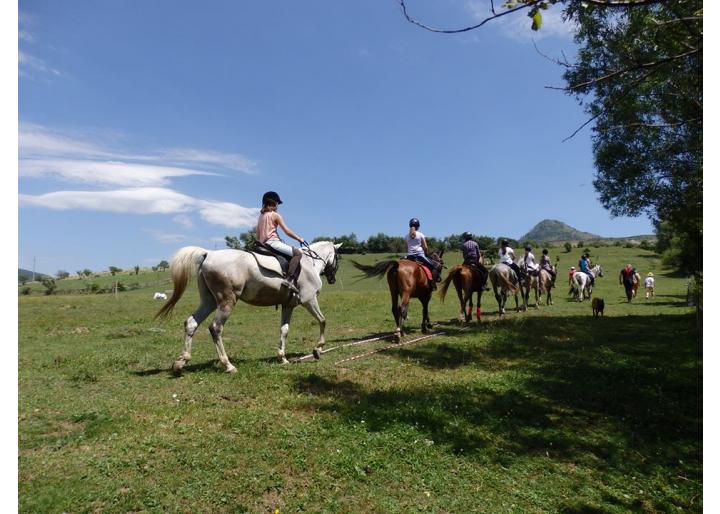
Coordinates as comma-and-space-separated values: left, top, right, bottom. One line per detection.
312, 348, 322, 360
225, 365, 237, 374
171, 360, 185, 376
280, 357, 290, 365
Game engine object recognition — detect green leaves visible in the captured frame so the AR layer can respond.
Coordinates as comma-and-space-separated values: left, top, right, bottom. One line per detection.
530, 9, 543, 30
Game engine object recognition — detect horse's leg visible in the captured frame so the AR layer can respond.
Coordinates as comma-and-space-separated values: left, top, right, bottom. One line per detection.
420, 296, 430, 333
390, 287, 402, 341
208, 300, 238, 373
399, 291, 411, 338
277, 305, 294, 364
455, 280, 466, 322
476, 290, 482, 321
466, 284, 474, 322
173, 275, 217, 375
302, 296, 326, 359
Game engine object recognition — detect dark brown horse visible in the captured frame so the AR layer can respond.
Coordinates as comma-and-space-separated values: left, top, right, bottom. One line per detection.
352, 251, 444, 341
438, 264, 488, 323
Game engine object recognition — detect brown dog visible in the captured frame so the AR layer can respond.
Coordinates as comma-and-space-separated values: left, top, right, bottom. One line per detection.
592, 297, 605, 317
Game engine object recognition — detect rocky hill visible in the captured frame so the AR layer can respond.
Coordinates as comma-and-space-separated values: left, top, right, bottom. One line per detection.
519, 220, 600, 242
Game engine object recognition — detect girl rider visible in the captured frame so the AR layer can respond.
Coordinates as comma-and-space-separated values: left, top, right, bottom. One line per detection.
256, 191, 305, 294
405, 218, 441, 288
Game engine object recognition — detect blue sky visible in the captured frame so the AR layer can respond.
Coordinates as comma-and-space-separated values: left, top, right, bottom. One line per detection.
18, 0, 657, 274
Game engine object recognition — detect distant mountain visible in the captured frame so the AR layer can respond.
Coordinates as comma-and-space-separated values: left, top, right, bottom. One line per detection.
18, 268, 50, 282
519, 220, 601, 242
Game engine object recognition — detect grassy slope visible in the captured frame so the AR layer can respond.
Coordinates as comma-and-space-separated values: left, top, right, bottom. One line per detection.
19, 247, 701, 513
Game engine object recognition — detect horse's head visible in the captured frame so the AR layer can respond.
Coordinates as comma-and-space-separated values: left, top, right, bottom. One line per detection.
429, 249, 445, 281
309, 241, 342, 284
595, 265, 604, 277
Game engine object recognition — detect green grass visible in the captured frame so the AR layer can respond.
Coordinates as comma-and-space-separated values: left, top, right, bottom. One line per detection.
19, 247, 701, 513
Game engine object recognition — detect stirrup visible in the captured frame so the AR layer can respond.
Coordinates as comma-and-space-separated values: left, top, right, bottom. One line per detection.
281, 279, 300, 294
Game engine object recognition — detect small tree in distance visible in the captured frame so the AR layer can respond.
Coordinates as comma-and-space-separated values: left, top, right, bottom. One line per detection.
109, 266, 122, 276
134, 265, 140, 275
158, 260, 169, 271
56, 270, 70, 280
564, 242, 572, 253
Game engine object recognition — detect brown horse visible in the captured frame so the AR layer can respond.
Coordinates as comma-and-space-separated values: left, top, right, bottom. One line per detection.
352, 251, 444, 341
439, 264, 488, 322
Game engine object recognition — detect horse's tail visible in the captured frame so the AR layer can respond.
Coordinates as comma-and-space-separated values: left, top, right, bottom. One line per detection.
155, 246, 209, 320
491, 266, 519, 294
438, 266, 460, 302
350, 259, 398, 280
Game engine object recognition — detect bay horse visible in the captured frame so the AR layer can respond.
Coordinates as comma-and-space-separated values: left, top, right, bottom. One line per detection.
438, 263, 489, 323
155, 241, 341, 371
631, 271, 641, 299
351, 251, 444, 341
488, 263, 526, 317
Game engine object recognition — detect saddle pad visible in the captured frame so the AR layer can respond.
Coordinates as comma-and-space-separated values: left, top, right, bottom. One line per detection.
420, 265, 433, 282
251, 252, 284, 276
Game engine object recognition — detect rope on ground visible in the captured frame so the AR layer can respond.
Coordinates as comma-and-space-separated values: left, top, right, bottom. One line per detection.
290, 331, 396, 363
334, 325, 472, 366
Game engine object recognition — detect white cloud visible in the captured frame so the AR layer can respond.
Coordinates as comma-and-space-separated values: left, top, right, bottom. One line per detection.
19, 51, 61, 78
19, 123, 257, 175
141, 229, 194, 244
19, 187, 260, 229
465, 1, 576, 42
172, 214, 195, 229
19, 158, 218, 187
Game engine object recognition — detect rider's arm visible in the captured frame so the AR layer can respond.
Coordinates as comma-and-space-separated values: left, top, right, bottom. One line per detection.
421, 236, 428, 253
274, 213, 305, 244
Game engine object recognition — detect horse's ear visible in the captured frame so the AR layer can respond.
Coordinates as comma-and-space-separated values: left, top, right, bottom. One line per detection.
439, 249, 444, 257
334, 243, 343, 250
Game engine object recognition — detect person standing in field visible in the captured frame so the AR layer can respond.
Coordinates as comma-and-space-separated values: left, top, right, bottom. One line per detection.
619, 263, 636, 302
256, 191, 305, 294
644, 272, 655, 299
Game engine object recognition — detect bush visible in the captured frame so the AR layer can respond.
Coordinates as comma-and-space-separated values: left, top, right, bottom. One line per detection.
576, 240, 584, 248
87, 283, 100, 293
613, 240, 623, 247
625, 242, 635, 248
41, 277, 56, 295
20, 286, 31, 296
564, 242, 572, 253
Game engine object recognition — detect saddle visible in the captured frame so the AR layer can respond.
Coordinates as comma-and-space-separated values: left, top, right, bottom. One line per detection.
249, 241, 290, 276
402, 256, 433, 282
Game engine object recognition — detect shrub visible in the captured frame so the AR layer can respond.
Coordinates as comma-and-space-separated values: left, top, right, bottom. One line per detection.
563, 242, 572, 253
613, 240, 623, 247
20, 286, 31, 296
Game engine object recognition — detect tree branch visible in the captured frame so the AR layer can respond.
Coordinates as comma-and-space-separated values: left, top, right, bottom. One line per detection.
582, 0, 666, 6
546, 47, 701, 91
396, 0, 540, 34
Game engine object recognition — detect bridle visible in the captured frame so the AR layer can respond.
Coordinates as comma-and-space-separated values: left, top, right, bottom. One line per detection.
302, 243, 340, 284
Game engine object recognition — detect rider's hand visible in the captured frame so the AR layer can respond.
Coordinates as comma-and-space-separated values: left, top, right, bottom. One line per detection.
299, 237, 306, 246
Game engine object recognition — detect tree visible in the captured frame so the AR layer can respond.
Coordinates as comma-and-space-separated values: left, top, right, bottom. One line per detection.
41, 277, 56, 295
226, 231, 256, 250
108, 266, 121, 276
56, 270, 70, 280
564, 242, 573, 253
398, 0, 702, 275
157, 260, 170, 271
133, 265, 140, 275
82, 269, 93, 277
562, 0, 702, 274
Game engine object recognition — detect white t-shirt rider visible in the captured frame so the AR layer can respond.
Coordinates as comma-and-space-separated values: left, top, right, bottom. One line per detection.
405, 231, 426, 256
524, 251, 539, 272
644, 276, 655, 288
499, 246, 515, 265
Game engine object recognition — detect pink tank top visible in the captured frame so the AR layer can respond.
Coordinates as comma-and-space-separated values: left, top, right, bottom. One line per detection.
256, 211, 279, 242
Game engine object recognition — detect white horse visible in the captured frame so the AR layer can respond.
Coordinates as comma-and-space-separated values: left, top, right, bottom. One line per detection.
571, 264, 604, 301
155, 241, 341, 372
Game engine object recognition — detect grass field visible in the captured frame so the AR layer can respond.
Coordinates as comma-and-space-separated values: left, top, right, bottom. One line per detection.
19, 246, 701, 513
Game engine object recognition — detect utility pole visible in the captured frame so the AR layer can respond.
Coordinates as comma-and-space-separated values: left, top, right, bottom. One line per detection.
32, 256, 36, 282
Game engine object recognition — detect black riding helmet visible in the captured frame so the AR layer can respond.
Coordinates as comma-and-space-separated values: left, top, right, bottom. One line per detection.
409, 218, 420, 228
525, 245, 532, 251
542, 248, 549, 255
262, 191, 283, 205
501, 239, 509, 246
462, 232, 472, 241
